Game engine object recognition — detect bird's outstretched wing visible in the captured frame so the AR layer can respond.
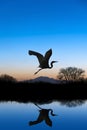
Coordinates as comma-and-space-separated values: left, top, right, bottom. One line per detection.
45, 117, 52, 127
44, 49, 52, 61
28, 50, 43, 64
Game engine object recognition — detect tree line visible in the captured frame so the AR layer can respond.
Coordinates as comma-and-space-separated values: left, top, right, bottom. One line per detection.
0, 67, 86, 82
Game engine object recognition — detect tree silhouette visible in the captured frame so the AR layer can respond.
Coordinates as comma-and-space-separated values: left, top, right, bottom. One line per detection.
0, 74, 16, 82
57, 67, 85, 81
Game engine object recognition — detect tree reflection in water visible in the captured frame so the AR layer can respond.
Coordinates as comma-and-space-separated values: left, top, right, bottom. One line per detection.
60, 100, 86, 107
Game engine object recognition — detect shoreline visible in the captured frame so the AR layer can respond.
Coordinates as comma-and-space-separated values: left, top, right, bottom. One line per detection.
0, 80, 87, 103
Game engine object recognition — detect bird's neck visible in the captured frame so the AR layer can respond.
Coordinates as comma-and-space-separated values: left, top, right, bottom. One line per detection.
49, 109, 55, 116
49, 62, 53, 68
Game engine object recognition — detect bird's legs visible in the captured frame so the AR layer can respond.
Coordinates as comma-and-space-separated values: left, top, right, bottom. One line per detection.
34, 69, 42, 75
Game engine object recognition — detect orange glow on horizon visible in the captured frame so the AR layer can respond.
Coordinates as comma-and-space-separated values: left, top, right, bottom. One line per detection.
0, 66, 87, 81
4, 68, 58, 81
13, 68, 87, 81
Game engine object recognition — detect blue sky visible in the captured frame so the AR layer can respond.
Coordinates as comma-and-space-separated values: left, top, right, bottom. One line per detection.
0, 0, 87, 80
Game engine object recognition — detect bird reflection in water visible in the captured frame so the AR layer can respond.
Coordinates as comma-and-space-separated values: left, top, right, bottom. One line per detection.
29, 103, 57, 127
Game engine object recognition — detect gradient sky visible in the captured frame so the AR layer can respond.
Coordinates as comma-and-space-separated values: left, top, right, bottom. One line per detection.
0, 0, 87, 80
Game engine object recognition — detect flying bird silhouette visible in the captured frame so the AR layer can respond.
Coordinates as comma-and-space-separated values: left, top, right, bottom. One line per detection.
28, 49, 57, 74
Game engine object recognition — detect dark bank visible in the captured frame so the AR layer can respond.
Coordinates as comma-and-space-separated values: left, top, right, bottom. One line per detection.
0, 78, 87, 103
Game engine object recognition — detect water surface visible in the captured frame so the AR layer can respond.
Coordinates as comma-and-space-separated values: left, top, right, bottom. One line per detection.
0, 101, 87, 130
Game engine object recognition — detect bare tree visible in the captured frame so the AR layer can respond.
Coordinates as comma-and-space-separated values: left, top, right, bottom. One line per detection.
57, 67, 85, 81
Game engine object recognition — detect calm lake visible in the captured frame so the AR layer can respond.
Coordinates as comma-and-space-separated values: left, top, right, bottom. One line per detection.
0, 100, 87, 130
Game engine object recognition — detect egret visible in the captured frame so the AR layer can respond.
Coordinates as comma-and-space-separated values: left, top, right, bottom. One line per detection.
28, 49, 57, 74
29, 103, 57, 127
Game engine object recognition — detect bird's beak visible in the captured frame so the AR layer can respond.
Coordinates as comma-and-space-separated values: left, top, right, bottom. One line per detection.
52, 114, 58, 116
54, 61, 58, 63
